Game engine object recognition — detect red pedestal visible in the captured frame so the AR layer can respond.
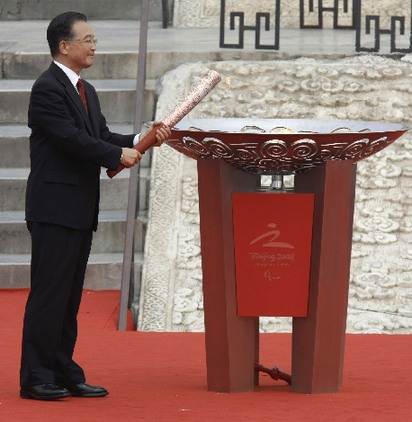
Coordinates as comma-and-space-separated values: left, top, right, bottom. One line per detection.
198, 159, 356, 393
168, 118, 406, 394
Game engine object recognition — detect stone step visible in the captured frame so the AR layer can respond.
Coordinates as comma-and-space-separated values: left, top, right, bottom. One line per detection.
1, 50, 232, 80
0, 0, 168, 21
0, 124, 153, 169
0, 125, 29, 167
1, 49, 300, 80
0, 79, 157, 124
0, 167, 151, 212
0, 252, 143, 290
0, 210, 148, 254
0, 22, 363, 82
4, 52, 150, 80
3, 52, 141, 80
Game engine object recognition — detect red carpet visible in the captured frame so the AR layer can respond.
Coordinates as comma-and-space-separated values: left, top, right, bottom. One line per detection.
0, 289, 411, 422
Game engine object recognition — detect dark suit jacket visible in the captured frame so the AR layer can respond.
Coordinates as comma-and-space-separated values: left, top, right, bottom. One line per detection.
25, 62, 134, 231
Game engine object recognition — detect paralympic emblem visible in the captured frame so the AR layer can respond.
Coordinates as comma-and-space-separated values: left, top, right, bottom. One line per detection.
249, 223, 295, 249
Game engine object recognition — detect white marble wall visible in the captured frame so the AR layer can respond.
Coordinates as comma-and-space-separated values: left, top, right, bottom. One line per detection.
173, 0, 410, 29
138, 56, 412, 334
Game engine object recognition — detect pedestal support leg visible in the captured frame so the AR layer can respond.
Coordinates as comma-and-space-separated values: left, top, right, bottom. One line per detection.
197, 159, 259, 392
292, 161, 357, 393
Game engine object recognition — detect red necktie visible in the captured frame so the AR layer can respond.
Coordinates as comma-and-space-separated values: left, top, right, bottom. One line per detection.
76, 78, 89, 113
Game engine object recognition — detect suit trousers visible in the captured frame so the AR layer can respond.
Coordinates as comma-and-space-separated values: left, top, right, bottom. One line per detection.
20, 222, 92, 387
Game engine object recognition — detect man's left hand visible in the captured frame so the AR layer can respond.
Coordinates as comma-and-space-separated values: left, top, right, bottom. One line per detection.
153, 123, 172, 146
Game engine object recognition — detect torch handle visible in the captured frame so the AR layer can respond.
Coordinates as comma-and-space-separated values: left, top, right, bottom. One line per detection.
106, 124, 160, 179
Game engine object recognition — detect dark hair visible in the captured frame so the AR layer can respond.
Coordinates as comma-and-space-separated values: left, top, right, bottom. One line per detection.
47, 11, 87, 57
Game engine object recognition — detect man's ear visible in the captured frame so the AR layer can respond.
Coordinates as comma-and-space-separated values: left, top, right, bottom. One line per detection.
59, 40, 69, 56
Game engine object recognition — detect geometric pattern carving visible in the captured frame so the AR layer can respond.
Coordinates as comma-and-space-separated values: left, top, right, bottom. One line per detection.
300, 0, 356, 29
220, 0, 280, 49
356, 1, 412, 53
175, 0, 411, 33
176, 0, 412, 53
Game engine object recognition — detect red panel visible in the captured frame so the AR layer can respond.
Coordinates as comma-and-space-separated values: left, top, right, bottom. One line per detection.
232, 192, 314, 317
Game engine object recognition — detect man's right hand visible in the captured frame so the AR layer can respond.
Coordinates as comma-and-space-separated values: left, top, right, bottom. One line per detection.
120, 148, 142, 167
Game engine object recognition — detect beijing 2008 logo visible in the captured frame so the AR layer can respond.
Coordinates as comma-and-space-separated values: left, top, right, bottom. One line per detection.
249, 223, 294, 249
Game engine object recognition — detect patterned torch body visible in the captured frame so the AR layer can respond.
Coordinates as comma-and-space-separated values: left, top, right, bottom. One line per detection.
162, 70, 221, 127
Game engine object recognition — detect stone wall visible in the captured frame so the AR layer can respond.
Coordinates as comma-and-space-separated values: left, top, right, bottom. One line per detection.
173, 0, 410, 29
138, 56, 412, 334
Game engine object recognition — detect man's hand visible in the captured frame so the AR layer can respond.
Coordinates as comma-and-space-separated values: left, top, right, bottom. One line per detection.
120, 147, 141, 167
153, 122, 172, 146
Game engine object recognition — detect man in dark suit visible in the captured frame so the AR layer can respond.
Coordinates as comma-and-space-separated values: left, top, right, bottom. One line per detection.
20, 11, 170, 400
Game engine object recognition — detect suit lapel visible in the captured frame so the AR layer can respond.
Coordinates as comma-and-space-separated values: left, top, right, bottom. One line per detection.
49, 63, 93, 135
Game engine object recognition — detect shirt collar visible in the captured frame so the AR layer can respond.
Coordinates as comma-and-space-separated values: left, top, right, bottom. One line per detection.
53, 60, 81, 90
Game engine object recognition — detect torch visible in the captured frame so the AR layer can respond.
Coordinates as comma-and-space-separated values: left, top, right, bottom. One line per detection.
107, 70, 222, 178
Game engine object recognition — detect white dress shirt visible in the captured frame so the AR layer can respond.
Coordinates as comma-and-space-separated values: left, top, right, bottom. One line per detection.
53, 60, 139, 146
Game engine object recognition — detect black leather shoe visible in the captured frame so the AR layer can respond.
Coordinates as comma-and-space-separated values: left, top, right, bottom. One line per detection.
20, 384, 71, 400
65, 383, 108, 398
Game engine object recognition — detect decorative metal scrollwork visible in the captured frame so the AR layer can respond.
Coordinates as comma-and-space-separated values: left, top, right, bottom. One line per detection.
261, 140, 288, 159
168, 134, 396, 176
289, 139, 318, 160
219, 0, 280, 50
300, 0, 356, 29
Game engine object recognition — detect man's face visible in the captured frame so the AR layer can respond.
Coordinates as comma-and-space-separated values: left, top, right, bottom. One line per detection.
59, 20, 96, 72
